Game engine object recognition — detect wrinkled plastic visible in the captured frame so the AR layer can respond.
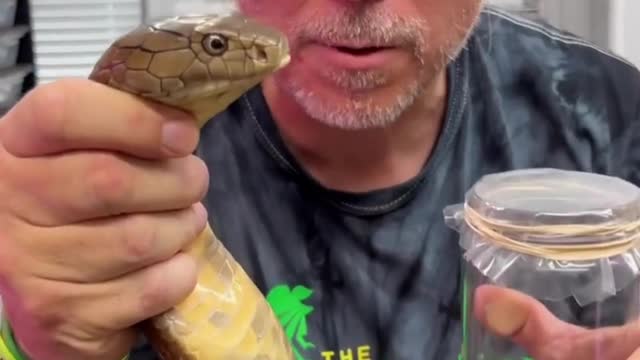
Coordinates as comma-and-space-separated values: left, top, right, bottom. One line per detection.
445, 168, 640, 360
445, 168, 640, 306
0, 26, 29, 69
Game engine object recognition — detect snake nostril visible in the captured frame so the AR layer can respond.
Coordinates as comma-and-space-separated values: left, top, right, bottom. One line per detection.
256, 48, 268, 62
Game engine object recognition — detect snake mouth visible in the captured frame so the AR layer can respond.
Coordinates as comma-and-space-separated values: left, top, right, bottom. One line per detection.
278, 54, 291, 68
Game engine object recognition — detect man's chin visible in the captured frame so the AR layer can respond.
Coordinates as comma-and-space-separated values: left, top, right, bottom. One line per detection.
289, 82, 422, 130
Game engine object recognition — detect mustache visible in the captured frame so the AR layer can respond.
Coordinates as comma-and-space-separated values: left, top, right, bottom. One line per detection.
287, 9, 428, 50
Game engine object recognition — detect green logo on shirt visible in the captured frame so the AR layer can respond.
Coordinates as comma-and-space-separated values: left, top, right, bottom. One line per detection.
267, 284, 316, 360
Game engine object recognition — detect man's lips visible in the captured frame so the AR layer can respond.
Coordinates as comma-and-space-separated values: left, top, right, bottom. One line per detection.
302, 41, 400, 69
316, 38, 397, 53
332, 45, 392, 55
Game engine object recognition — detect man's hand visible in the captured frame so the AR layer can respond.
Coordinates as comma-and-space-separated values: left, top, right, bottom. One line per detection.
474, 284, 640, 360
0, 79, 209, 360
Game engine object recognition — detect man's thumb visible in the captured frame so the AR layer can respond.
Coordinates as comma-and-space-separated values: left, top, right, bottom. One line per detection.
473, 284, 579, 353
474, 285, 640, 360
629, 348, 640, 360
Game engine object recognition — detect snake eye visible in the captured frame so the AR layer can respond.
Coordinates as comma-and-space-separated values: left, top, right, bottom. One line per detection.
203, 34, 228, 55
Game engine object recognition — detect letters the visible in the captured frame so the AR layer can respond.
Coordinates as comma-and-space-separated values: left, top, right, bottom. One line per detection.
321, 345, 372, 360
339, 349, 353, 360
357, 345, 371, 360
321, 351, 336, 360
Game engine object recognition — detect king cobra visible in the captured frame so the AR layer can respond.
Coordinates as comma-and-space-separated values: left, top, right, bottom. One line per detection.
88, 13, 294, 360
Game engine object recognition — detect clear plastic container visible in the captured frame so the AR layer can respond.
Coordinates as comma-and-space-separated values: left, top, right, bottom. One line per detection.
0, 25, 29, 69
0, 0, 17, 28
444, 168, 640, 360
0, 64, 32, 110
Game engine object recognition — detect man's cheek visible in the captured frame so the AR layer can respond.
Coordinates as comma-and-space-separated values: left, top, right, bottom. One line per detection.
236, 0, 264, 16
236, 0, 293, 20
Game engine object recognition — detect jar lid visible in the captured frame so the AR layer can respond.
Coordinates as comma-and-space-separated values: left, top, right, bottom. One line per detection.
444, 168, 640, 305
466, 168, 640, 244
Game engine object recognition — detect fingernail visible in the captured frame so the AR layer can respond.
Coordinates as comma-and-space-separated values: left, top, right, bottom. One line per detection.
485, 299, 528, 337
162, 120, 196, 155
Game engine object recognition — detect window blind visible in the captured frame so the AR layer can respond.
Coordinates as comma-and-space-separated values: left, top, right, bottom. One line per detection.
143, 0, 236, 22
29, 0, 143, 84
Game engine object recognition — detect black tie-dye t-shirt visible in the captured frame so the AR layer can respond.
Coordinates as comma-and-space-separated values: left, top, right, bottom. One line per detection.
129, 6, 640, 360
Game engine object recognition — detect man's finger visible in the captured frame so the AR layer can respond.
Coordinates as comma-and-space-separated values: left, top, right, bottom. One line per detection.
569, 321, 640, 360
13, 252, 198, 334
628, 347, 640, 360
82, 252, 199, 330
2, 148, 209, 226
474, 285, 640, 360
16, 204, 207, 283
1, 79, 199, 159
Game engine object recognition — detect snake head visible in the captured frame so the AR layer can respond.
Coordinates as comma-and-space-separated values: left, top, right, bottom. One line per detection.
90, 13, 290, 122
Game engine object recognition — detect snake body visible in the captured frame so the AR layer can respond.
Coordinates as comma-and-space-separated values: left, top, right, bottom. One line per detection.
88, 14, 293, 360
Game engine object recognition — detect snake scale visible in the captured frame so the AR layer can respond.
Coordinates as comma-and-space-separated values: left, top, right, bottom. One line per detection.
88, 13, 294, 360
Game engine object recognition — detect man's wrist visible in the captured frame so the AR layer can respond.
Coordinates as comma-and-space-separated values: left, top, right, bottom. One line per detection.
0, 309, 130, 360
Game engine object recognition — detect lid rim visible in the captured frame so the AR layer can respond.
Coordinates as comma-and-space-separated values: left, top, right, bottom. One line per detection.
465, 168, 640, 245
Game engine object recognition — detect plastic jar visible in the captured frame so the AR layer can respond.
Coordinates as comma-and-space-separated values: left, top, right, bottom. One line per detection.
444, 168, 640, 360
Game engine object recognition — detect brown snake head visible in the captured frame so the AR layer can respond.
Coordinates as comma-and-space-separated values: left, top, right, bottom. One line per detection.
90, 13, 290, 124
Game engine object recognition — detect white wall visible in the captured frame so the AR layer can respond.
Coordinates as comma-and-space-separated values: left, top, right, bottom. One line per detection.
539, 0, 639, 68
540, 0, 607, 47
622, 1, 640, 66
609, 0, 640, 67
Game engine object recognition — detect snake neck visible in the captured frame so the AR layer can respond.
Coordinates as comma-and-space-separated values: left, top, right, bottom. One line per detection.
176, 80, 263, 128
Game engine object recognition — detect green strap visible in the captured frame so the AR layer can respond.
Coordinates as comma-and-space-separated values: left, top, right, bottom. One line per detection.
0, 334, 18, 360
1, 314, 28, 360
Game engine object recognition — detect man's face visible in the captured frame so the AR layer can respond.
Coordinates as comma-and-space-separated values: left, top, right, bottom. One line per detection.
237, 0, 482, 130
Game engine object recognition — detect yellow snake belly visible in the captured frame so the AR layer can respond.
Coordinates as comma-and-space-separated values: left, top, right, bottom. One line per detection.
88, 13, 294, 360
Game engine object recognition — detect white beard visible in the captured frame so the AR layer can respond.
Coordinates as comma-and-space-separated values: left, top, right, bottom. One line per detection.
279, 5, 478, 130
